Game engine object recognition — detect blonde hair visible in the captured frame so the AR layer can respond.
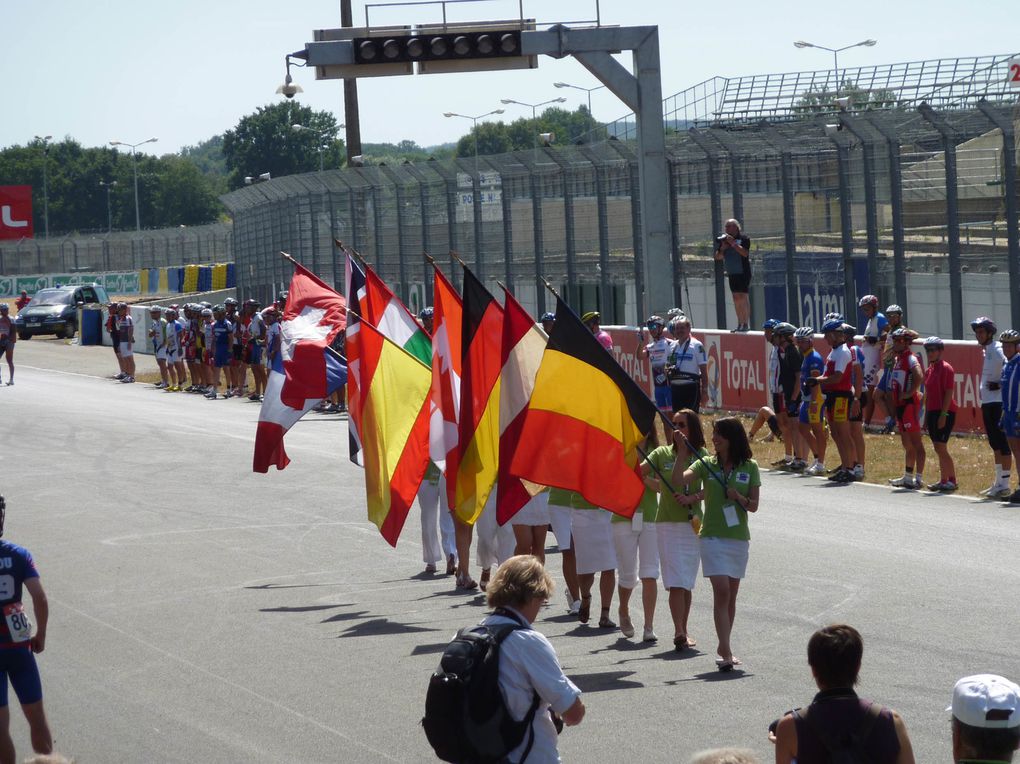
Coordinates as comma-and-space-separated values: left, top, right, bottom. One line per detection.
486, 555, 554, 609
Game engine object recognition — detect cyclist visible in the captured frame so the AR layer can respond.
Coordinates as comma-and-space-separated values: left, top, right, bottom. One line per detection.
921, 337, 958, 492
795, 326, 828, 476
887, 328, 925, 489
972, 316, 1013, 498
857, 295, 888, 429
638, 315, 673, 410
872, 305, 904, 434
844, 324, 867, 481
998, 329, 1020, 503
809, 318, 857, 483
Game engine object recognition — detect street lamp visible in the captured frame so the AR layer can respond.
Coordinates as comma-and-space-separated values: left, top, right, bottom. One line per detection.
793, 39, 877, 98
500, 97, 567, 159
109, 137, 158, 231
292, 123, 343, 172
443, 109, 505, 168
553, 82, 605, 116
34, 135, 52, 239
99, 180, 118, 233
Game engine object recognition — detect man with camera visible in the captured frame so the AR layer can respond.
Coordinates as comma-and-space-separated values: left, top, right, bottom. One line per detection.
713, 219, 752, 333
665, 315, 707, 413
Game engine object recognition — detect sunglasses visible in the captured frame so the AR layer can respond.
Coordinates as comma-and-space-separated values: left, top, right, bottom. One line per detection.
674, 421, 689, 430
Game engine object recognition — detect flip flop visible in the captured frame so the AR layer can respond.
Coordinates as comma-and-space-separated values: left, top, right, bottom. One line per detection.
445, 554, 457, 576
715, 656, 742, 672
578, 596, 592, 624
598, 609, 617, 629
455, 573, 477, 590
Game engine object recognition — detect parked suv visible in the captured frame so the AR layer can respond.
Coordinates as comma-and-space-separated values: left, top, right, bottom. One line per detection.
14, 284, 110, 340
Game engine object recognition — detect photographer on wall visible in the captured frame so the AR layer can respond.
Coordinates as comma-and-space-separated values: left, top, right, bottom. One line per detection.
714, 219, 752, 333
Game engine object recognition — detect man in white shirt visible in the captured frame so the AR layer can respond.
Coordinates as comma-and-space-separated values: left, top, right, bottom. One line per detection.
666, 316, 708, 413
972, 316, 1013, 497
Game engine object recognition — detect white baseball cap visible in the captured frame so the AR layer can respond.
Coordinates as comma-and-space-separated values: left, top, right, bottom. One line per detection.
948, 674, 1020, 729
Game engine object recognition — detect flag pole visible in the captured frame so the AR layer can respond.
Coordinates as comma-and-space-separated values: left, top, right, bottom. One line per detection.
636, 443, 701, 533
656, 408, 728, 490
334, 238, 370, 268
539, 276, 560, 300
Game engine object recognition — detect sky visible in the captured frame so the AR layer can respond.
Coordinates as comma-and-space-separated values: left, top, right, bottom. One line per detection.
2, 0, 1016, 157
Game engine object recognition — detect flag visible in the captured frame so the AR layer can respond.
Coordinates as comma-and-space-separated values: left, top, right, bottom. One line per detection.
508, 296, 657, 517
356, 319, 432, 546
495, 287, 547, 525
361, 266, 432, 364
277, 261, 348, 410
451, 267, 504, 524
429, 264, 462, 482
345, 253, 366, 466
253, 347, 347, 472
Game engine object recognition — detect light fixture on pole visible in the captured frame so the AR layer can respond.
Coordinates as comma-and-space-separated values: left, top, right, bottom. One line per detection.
793, 39, 877, 98
292, 123, 343, 172
443, 108, 505, 173
99, 180, 118, 233
109, 137, 158, 231
244, 173, 272, 185
553, 81, 606, 116
499, 97, 567, 159
34, 135, 52, 239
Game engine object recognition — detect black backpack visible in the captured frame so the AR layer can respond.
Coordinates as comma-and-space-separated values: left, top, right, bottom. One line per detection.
793, 701, 882, 764
422, 610, 541, 763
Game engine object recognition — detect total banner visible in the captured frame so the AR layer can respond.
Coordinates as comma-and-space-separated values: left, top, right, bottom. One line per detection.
604, 327, 986, 434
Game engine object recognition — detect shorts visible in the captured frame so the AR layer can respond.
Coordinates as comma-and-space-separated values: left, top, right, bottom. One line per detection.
214, 350, 232, 368
895, 399, 921, 433
0, 647, 43, 706
185, 345, 197, 362
612, 521, 659, 589
166, 348, 179, 363
877, 368, 892, 393
983, 403, 1012, 454
654, 384, 672, 410
849, 391, 868, 423
700, 537, 749, 580
246, 344, 263, 366
771, 393, 785, 415
670, 377, 701, 413
824, 391, 852, 423
204, 349, 214, 366
926, 410, 956, 444
110, 332, 120, 352
1003, 412, 1020, 440
727, 271, 751, 294
799, 398, 822, 425
0, 338, 8, 354
119, 341, 133, 358
154, 347, 167, 361
785, 397, 800, 418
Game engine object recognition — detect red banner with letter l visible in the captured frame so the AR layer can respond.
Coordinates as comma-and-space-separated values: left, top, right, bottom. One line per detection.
0, 186, 33, 240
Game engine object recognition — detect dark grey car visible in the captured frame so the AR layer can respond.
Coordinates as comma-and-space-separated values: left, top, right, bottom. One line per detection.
14, 284, 110, 340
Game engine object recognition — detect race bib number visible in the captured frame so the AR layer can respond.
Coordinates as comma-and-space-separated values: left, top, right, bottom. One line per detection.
3, 603, 32, 643
722, 504, 739, 528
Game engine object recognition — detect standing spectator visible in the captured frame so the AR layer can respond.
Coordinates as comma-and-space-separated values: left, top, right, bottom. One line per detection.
857, 295, 889, 429
581, 311, 613, 351
971, 316, 1013, 498
106, 303, 125, 380
481, 556, 585, 763
887, 328, 925, 489
811, 318, 856, 484
164, 307, 184, 392
763, 319, 794, 467
770, 624, 915, 764
673, 417, 759, 672
948, 674, 1020, 764
775, 323, 806, 471
714, 219, 752, 332
148, 306, 169, 389
999, 329, 1020, 504
844, 324, 867, 481
872, 305, 905, 434
922, 337, 958, 492
638, 315, 673, 411
117, 303, 135, 383
14, 291, 30, 312
794, 326, 828, 476
246, 301, 267, 401
0, 304, 15, 386
665, 315, 708, 413
206, 305, 233, 399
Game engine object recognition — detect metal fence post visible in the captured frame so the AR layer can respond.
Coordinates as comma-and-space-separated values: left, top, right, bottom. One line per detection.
607, 140, 644, 321
824, 128, 857, 318
576, 145, 612, 322
862, 114, 908, 311
839, 115, 880, 305
919, 103, 964, 339
666, 159, 683, 311
976, 99, 1020, 331
760, 123, 800, 323
499, 170, 515, 294
545, 148, 577, 304
688, 129, 726, 329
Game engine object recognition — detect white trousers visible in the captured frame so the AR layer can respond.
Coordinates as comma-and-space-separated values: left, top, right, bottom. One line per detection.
418, 476, 456, 565
475, 491, 516, 569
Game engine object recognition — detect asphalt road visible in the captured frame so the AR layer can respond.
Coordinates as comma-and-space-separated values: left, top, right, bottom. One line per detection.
3, 339, 1020, 762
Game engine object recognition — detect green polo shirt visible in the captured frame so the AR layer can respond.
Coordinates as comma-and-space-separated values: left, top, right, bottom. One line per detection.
691, 456, 760, 541
548, 486, 574, 507
642, 445, 708, 524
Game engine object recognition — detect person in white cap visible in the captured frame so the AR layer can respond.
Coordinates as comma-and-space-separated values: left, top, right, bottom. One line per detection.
949, 673, 1020, 763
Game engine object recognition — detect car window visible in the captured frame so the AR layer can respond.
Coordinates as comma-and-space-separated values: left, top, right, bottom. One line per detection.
30, 289, 73, 307
80, 288, 97, 303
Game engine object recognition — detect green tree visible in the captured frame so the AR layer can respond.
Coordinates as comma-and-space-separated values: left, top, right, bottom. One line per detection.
222, 102, 345, 188
452, 106, 605, 158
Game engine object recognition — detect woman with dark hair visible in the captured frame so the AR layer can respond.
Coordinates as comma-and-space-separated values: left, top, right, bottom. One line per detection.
672, 416, 760, 671
643, 409, 707, 651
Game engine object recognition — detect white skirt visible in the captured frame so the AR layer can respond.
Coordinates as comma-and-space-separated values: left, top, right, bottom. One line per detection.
571, 509, 617, 575
548, 502, 573, 551
700, 536, 749, 580
510, 491, 551, 527
612, 521, 659, 589
656, 522, 701, 590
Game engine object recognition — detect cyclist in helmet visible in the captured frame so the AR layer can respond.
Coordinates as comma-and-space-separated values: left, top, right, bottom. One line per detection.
148, 305, 170, 390
418, 306, 435, 334
843, 324, 867, 481
638, 315, 672, 410
872, 305, 905, 434
998, 329, 1020, 503
774, 323, 808, 471
245, 300, 267, 401
886, 328, 925, 489
540, 312, 555, 336
971, 316, 1014, 498
117, 303, 136, 384
0, 304, 15, 386
794, 327, 828, 476
921, 337, 958, 491
809, 319, 858, 483
761, 320, 795, 466
582, 311, 612, 351
207, 305, 234, 399
857, 295, 889, 429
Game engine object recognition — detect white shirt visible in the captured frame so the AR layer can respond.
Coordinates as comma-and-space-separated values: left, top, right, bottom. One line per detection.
646, 337, 672, 385
481, 610, 581, 764
768, 344, 781, 394
668, 337, 707, 377
981, 341, 1006, 404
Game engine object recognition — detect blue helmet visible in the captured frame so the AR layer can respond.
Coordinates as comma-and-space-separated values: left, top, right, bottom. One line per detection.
821, 318, 845, 334
762, 318, 779, 331
418, 306, 434, 321
540, 312, 555, 323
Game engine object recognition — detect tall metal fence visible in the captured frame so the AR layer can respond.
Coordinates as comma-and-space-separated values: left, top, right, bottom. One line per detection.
0, 223, 233, 278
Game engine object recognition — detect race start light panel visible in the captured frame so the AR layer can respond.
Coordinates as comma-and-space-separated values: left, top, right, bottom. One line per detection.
311, 21, 537, 78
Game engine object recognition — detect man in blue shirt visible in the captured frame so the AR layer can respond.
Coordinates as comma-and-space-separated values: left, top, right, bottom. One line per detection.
206, 305, 234, 399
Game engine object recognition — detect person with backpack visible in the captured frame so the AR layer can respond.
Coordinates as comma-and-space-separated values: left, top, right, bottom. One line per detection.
424, 555, 584, 763
770, 624, 915, 764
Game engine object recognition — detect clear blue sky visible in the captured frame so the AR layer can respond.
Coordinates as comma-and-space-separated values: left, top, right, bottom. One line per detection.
2, 0, 1015, 156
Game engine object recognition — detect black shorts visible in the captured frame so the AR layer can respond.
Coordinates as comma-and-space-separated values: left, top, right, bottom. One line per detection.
849, 390, 869, 422
982, 403, 1011, 455
727, 271, 752, 294
232, 344, 243, 361
670, 378, 701, 414
771, 393, 785, 415
785, 397, 800, 418
926, 410, 956, 444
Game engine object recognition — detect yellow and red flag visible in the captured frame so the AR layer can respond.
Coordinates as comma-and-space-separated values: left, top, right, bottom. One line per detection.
429, 264, 462, 492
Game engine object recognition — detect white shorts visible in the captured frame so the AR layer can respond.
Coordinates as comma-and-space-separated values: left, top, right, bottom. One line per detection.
549, 502, 573, 551
700, 536, 749, 580
571, 509, 617, 575
656, 521, 701, 590
510, 492, 550, 526
119, 342, 133, 358
154, 347, 167, 361
612, 520, 659, 589
166, 348, 179, 363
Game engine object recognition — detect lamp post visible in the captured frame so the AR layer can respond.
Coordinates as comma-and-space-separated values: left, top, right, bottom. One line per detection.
292, 123, 343, 172
34, 135, 52, 239
500, 96, 568, 159
442, 108, 505, 172
99, 180, 118, 233
793, 39, 877, 98
109, 137, 158, 231
553, 82, 605, 116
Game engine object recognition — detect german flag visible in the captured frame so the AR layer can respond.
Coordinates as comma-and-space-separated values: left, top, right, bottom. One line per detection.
508, 296, 657, 517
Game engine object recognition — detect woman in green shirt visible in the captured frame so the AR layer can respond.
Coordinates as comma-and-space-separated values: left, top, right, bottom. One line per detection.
643, 409, 707, 651
672, 417, 760, 671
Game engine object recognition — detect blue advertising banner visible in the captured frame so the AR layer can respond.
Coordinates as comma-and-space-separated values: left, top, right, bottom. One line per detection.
761, 251, 871, 328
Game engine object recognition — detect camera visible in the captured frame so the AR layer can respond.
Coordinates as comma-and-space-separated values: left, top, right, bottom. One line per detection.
716, 234, 728, 243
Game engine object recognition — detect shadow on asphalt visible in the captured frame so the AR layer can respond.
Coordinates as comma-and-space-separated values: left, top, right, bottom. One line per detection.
567, 670, 643, 693
667, 668, 752, 683
337, 618, 440, 638
259, 604, 352, 613
320, 610, 371, 623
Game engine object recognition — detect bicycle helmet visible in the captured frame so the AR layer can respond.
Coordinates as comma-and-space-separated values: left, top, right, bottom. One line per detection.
823, 312, 845, 323
201, 308, 213, 317
821, 318, 845, 334
774, 322, 796, 337
970, 316, 997, 334
418, 307, 434, 321
793, 326, 814, 339
213, 304, 225, 314
858, 294, 879, 309
224, 298, 238, 307
1000, 329, 1020, 344
922, 336, 944, 350
885, 304, 903, 315
540, 312, 555, 323
646, 315, 665, 329
842, 324, 857, 337
890, 327, 917, 342
581, 311, 600, 325
148, 305, 161, 314
762, 318, 779, 331
0, 304, 8, 312
666, 307, 685, 320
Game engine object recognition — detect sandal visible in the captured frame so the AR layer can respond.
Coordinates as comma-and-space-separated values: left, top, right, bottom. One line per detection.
598, 608, 617, 629
578, 596, 592, 624
479, 568, 491, 592
424, 563, 437, 574
445, 554, 457, 576
619, 614, 635, 638
456, 572, 477, 590
715, 656, 742, 672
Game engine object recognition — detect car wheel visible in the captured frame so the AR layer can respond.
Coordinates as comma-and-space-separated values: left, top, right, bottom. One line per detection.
59, 324, 76, 340
17, 332, 30, 341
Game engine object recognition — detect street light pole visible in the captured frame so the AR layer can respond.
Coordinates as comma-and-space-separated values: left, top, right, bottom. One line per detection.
794, 39, 877, 99
99, 180, 118, 233
553, 82, 606, 116
443, 108, 505, 179
34, 135, 52, 239
500, 96, 568, 161
109, 137, 158, 231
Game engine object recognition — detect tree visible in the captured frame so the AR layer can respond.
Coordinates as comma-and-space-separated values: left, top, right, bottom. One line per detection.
452, 105, 605, 158
222, 102, 345, 189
